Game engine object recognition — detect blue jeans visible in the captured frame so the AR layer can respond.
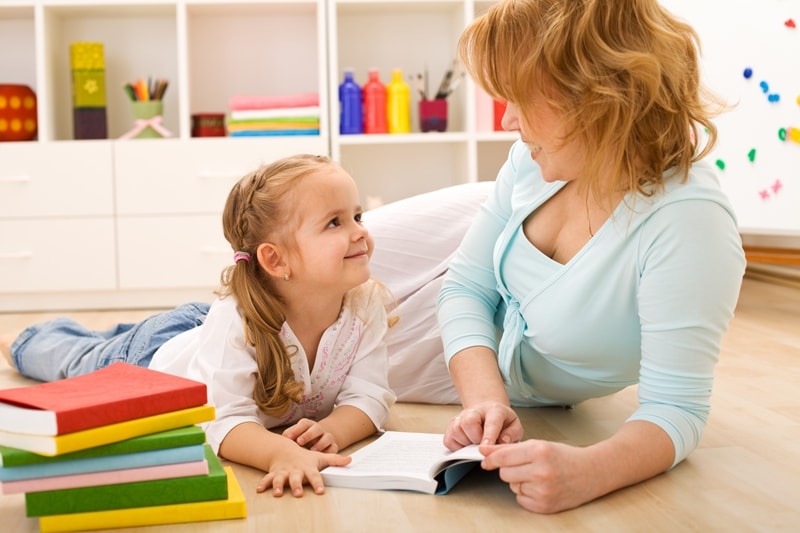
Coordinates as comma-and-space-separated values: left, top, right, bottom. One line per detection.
10, 302, 210, 382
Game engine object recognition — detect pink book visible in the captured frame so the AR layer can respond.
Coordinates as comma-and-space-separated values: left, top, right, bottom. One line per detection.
1, 459, 208, 494
228, 92, 319, 111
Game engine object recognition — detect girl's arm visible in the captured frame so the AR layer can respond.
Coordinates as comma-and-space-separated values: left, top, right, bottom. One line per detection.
320, 405, 378, 447
218, 421, 351, 497
282, 405, 377, 453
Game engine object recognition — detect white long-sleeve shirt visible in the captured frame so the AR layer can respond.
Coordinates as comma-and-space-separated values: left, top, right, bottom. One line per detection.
150, 281, 396, 453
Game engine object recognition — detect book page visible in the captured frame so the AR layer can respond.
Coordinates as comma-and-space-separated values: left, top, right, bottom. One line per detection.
345, 432, 482, 476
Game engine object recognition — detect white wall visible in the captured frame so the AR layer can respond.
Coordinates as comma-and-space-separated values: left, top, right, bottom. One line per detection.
661, 0, 800, 243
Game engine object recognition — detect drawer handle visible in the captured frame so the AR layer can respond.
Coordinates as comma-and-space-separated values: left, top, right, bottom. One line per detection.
0, 251, 33, 259
0, 175, 30, 183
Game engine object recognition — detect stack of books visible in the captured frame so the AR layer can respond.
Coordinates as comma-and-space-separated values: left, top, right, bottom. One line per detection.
0, 362, 247, 532
226, 92, 321, 136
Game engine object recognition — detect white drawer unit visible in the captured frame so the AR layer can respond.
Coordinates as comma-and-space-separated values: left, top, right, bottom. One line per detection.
116, 215, 229, 291
0, 218, 116, 295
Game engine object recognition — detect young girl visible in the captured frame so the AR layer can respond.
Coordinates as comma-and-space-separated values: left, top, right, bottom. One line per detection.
2, 154, 396, 498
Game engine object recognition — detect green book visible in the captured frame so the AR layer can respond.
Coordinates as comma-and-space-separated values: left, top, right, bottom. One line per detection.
0, 426, 206, 468
1, 426, 207, 483
25, 445, 226, 517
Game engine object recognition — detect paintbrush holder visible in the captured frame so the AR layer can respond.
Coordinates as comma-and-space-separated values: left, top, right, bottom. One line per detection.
419, 99, 447, 133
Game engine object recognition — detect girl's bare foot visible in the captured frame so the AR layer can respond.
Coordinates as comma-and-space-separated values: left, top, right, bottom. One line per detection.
0, 334, 15, 368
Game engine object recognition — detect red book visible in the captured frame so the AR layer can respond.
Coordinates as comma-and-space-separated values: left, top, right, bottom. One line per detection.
0, 363, 207, 436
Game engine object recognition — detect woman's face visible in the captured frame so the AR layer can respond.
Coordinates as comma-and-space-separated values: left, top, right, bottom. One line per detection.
501, 100, 585, 183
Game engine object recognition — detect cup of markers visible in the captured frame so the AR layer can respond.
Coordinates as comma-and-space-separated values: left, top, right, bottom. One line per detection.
120, 78, 172, 139
415, 61, 465, 133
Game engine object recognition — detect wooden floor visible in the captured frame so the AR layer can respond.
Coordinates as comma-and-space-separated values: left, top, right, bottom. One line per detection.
0, 274, 798, 532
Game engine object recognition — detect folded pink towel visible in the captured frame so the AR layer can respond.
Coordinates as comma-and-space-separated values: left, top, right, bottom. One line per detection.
228, 93, 319, 111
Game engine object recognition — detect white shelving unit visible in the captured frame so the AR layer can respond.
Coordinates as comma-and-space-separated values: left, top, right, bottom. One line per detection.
0, 0, 515, 311
0, 0, 329, 311
327, 0, 516, 205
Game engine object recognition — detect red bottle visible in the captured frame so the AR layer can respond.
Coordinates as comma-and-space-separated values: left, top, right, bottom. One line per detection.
362, 68, 387, 134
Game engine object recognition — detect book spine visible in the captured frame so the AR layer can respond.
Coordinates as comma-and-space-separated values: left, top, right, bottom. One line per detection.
37, 467, 246, 533
0, 444, 206, 482
25, 446, 226, 517
0, 425, 206, 468
70, 42, 107, 139
53, 378, 208, 435
0, 405, 214, 456
0, 362, 209, 436
3, 459, 209, 494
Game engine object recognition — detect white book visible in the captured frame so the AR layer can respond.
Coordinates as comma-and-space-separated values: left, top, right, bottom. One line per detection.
228, 106, 321, 121
321, 431, 484, 495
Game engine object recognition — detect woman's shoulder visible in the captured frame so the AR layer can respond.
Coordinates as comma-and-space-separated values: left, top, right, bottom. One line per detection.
662, 160, 733, 205
630, 160, 739, 222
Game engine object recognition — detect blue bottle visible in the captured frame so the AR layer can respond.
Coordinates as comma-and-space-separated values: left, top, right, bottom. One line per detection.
339, 69, 363, 134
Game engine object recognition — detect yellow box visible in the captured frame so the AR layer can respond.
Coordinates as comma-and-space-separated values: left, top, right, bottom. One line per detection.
69, 42, 105, 70
70, 43, 106, 108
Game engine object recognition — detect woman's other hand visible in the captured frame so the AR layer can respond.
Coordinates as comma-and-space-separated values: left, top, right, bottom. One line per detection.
480, 439, 594, 514
444, 402, 523, 450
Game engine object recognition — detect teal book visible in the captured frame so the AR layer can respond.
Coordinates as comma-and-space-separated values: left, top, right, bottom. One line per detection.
1, 444, 206, 482
25, 445, 226, 517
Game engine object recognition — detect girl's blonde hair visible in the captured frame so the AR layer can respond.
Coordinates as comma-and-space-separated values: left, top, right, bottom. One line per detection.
459, 0, 726, 201
219, 154, 334, 417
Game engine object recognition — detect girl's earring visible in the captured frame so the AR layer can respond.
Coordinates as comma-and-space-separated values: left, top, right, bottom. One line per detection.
283, 273, 290, 282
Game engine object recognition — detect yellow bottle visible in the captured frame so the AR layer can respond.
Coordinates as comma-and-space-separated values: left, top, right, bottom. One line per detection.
386, 68, 410, 134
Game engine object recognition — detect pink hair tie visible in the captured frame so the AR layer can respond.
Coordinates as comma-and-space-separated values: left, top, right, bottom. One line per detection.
233, 251, 251, 263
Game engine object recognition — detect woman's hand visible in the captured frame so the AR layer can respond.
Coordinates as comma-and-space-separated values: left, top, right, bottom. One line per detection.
480, 439, 594, 514
282, 418, 339, 452
444, 402, 523, 450
255, 443, 351, 497
479, 421, 675, 514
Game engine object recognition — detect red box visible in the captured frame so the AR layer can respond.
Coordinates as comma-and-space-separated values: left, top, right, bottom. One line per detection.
493, 99, 507, 131
192, 113, 226, 137
0, 84, 37, 142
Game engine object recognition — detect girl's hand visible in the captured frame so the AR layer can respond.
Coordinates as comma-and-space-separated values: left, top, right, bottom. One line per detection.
255, 445, 351, 497
444, 402, 523, 450
479, 439, 593, 514
282, 418, 339, 453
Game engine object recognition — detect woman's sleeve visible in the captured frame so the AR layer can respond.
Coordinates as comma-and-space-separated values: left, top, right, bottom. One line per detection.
436, 141, 523, 365
632, 198, 746, 466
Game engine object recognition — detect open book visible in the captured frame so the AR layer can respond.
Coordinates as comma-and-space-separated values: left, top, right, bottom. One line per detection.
321, 431, 484, 495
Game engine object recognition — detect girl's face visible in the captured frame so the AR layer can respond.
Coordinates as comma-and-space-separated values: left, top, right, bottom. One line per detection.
288, 166, 373, 292
501, 100, 585, 183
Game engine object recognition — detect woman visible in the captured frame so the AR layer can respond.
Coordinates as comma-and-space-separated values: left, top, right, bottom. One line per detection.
372, 0, 745, 514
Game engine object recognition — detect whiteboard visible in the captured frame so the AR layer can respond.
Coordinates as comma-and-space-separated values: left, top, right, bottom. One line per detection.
661, 0, 800, 236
